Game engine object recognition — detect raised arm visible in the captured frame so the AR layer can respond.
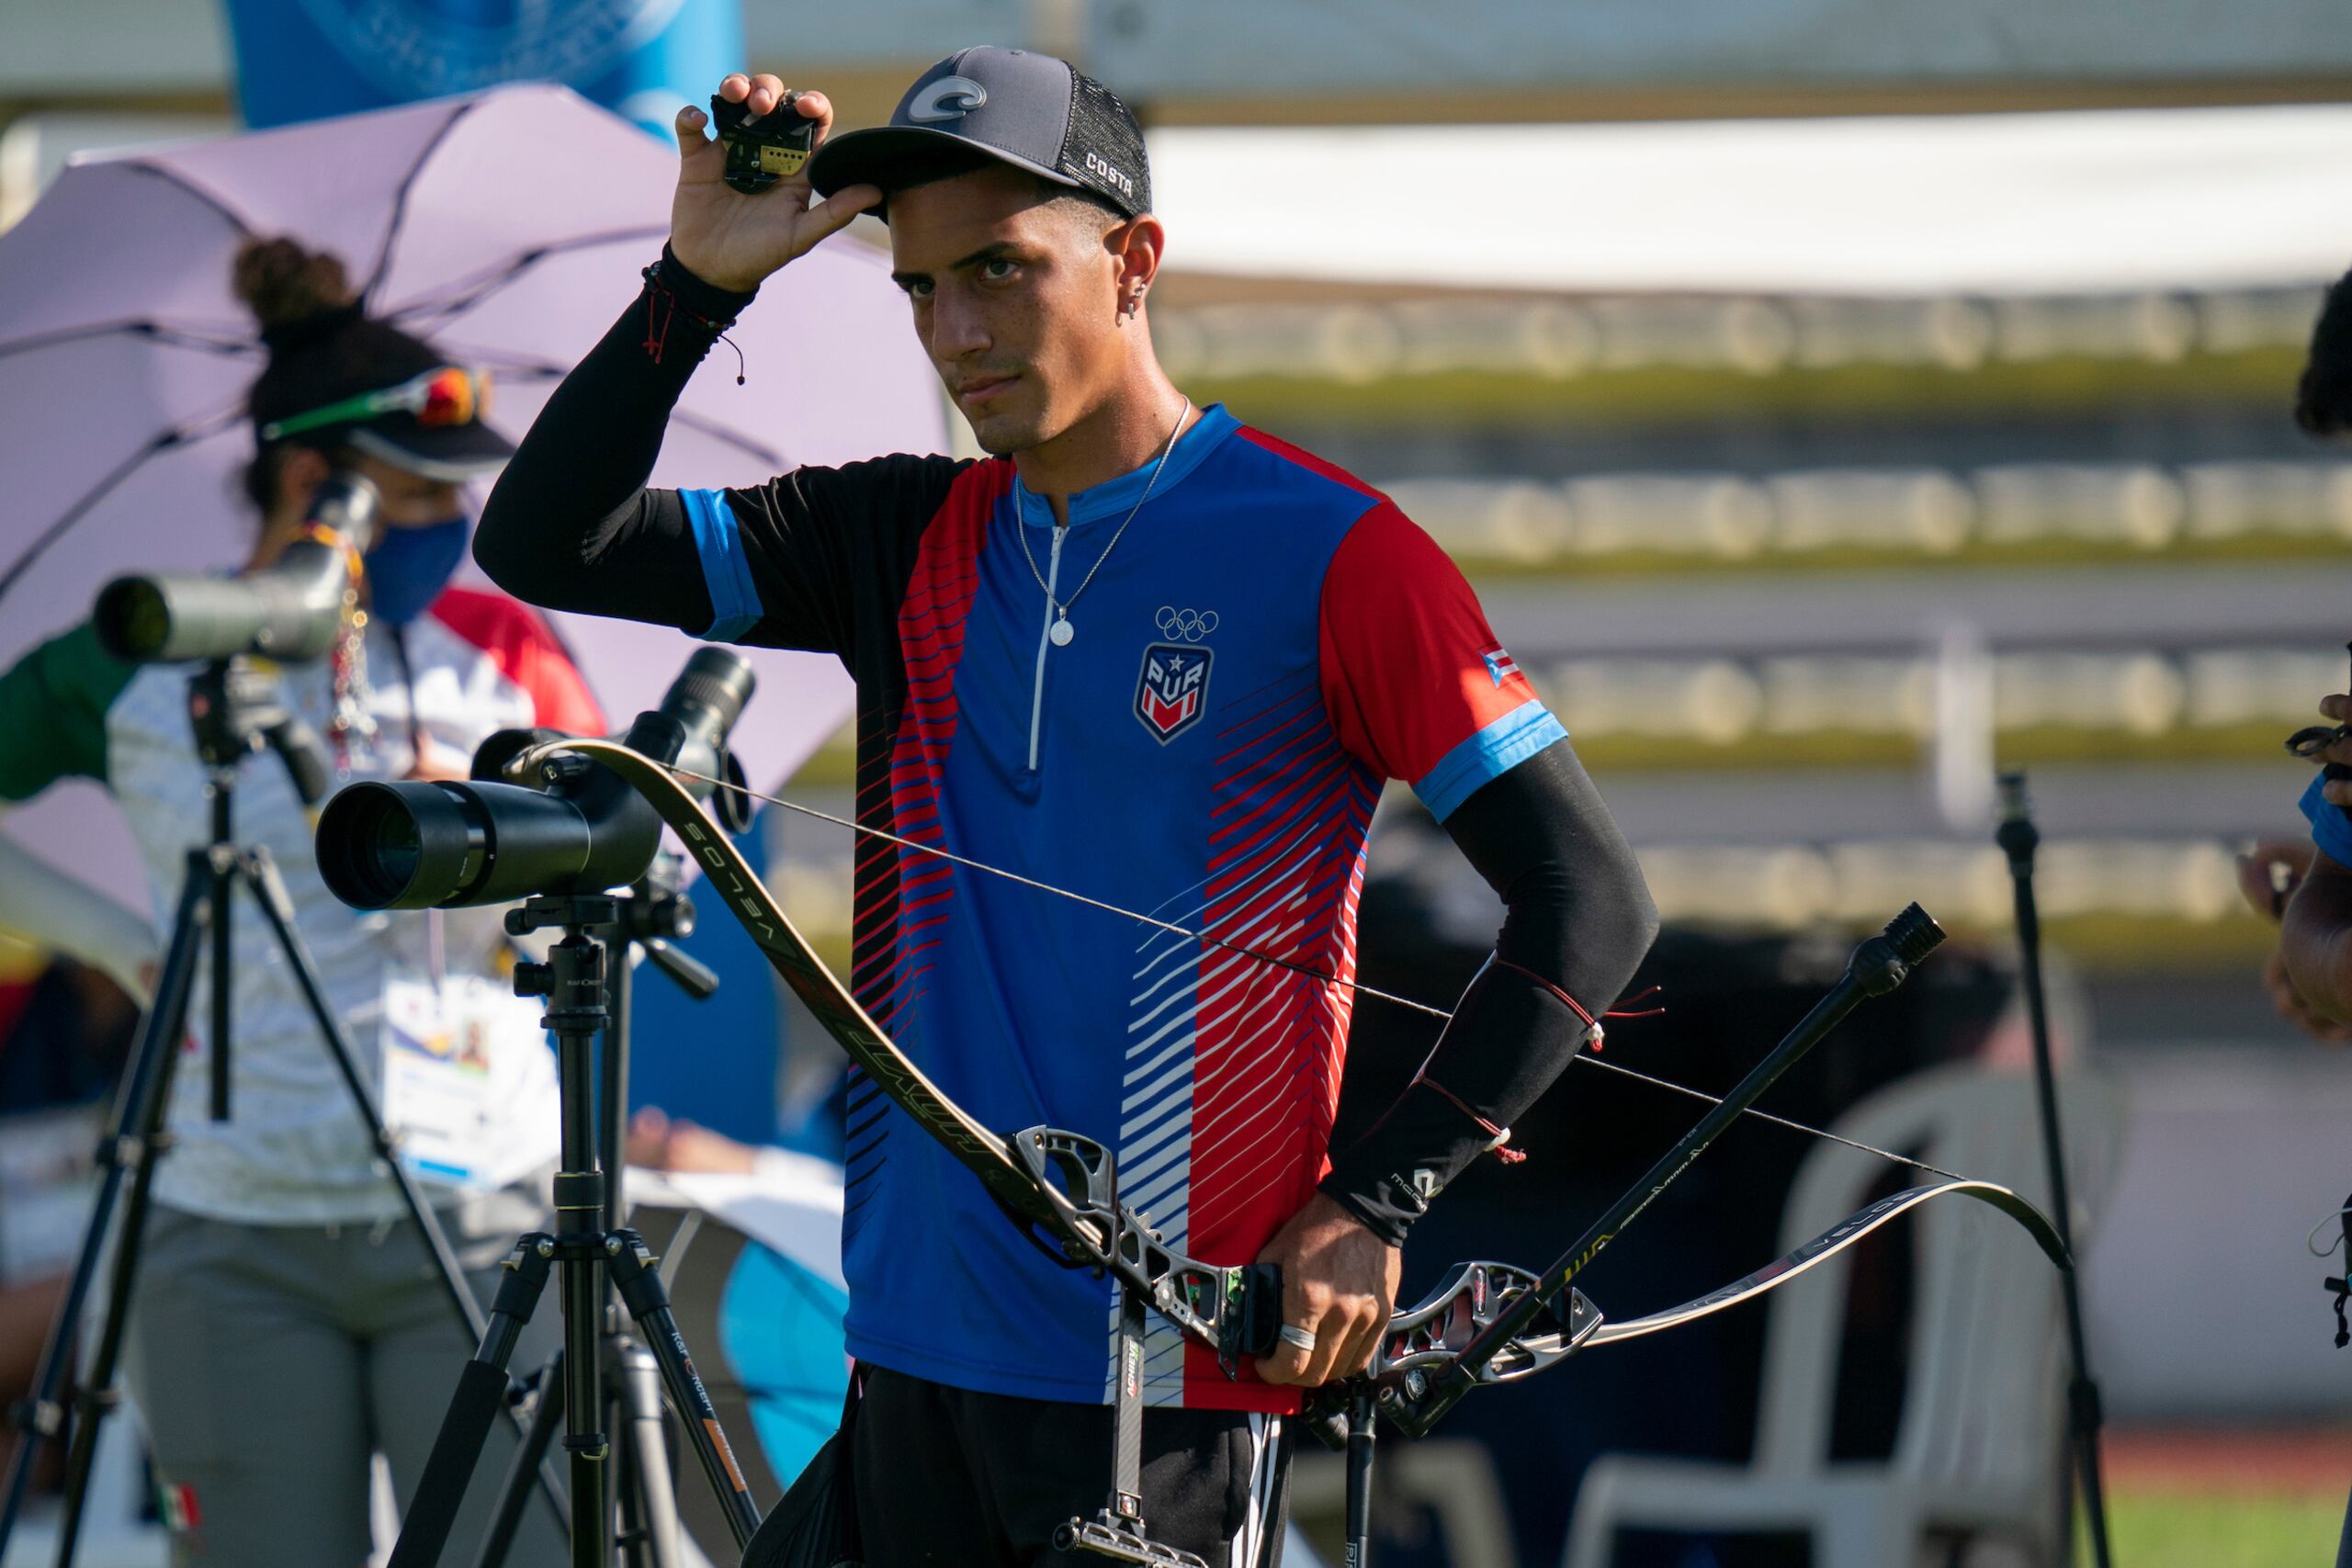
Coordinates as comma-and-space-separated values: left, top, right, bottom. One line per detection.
472, 75, 883, 637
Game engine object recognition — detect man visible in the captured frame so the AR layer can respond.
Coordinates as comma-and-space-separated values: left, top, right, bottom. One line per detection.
2247, 263, 2352, 1568
476, 48, 1657, 1564
2265, 265, 2352, 1031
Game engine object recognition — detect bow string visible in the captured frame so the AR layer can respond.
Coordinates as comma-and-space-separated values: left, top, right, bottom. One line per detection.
661, 761, 1984, 1189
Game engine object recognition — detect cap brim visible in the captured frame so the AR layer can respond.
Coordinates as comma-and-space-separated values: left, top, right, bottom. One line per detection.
346, 419, 515, 484
809, 124, 1085, 212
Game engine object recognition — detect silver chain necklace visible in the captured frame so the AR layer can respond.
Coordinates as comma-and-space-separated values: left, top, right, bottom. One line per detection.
1015, 397, 1191, 648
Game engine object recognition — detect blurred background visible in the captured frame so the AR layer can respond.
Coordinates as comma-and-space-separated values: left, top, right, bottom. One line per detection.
6, 2, 2352, 1564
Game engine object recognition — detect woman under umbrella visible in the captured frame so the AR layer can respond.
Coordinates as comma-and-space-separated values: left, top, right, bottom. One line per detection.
0, 237, 593, 1567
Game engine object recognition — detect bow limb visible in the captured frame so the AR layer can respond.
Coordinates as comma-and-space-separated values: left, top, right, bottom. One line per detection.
1576, 1178, 2072, 1354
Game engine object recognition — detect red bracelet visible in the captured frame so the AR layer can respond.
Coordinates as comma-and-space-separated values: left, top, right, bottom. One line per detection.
639, 259, 747, 383
1415, 1076, 1527, 1166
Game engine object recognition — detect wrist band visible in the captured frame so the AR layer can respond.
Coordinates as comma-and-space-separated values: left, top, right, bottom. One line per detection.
639, 256, 748, 382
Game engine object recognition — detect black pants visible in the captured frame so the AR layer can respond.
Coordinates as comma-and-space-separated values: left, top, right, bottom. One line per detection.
849, 1365, 1292, 1567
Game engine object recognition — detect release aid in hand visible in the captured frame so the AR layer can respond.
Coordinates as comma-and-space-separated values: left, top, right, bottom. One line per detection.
711, 92, 817, 194
2284, 640, 2352, 760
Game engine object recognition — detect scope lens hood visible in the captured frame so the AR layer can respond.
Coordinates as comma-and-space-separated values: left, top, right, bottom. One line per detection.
316, 780, 490, 910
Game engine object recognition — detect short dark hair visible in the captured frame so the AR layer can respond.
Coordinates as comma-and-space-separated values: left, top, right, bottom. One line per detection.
874, 146, 1126, 231
2297, 266, 2352, 437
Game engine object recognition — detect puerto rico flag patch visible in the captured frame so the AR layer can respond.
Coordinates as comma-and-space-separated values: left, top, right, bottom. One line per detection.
1135, 643, 1213, 742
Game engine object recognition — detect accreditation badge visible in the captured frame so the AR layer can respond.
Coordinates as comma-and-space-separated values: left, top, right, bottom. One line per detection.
381, 974, 549, 1190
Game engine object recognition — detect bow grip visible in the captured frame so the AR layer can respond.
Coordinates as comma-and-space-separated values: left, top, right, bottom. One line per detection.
1233, 1262, 1284, 1360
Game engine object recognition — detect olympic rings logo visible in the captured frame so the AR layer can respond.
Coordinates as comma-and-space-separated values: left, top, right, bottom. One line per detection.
1154, 606, 1219, 643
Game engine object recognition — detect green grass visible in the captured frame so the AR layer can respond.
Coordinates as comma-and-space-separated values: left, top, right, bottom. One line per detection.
2098, 1489, 2345, 1568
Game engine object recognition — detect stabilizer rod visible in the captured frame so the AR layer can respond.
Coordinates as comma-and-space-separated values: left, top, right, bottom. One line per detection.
1382, 904, 1944, 1437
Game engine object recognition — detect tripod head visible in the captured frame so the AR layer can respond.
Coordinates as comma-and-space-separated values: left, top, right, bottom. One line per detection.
625, 852, 718, 1001
187, 657, 332, 806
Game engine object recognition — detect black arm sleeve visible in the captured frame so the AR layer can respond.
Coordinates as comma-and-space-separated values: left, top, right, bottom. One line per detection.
476, 248, 973, 655
474, 246, 759, 633
1318, 739, 1659, 1245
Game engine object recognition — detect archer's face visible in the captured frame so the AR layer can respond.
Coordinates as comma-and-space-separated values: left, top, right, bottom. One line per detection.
888, 166, 1125, 457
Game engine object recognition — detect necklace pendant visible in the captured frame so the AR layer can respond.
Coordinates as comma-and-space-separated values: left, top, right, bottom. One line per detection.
1049, 615, 1075, 648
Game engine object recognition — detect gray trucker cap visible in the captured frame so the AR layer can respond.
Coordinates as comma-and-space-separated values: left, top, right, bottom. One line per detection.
808, 46, 1149, 220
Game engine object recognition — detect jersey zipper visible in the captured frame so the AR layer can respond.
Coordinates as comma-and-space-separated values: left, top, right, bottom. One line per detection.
1027, 521, 1066, 773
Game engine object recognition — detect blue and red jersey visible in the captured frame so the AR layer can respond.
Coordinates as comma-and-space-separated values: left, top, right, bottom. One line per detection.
684, 402, 1564, 1412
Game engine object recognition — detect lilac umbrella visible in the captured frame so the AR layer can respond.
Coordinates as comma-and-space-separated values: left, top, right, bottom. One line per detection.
0, 83, 943, 903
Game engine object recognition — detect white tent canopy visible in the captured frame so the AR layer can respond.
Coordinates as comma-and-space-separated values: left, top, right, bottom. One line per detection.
1148, 104, 2352, 298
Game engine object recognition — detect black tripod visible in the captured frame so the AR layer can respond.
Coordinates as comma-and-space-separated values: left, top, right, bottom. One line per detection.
463, 867, 731, 1568
1995, 773, 2114, 1568
0, 659, 565, 1562
389, 891, 762, 1568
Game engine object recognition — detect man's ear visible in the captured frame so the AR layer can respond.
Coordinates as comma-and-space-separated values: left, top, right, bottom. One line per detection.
1109, 213, 1166, 313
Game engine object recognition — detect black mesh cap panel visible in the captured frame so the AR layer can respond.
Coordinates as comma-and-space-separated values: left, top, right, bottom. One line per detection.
1057, 71, 1149, 217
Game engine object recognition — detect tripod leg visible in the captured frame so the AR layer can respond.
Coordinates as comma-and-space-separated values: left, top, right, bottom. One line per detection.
605, 1235, 760, 1551
18, 866, 210, 1565
470, 1354, 566, 1568
0, 869, 209, 1551
1999, 806, 2114, 1568
391, 1239, 560, 1568
612, 1338, 683, 1568
208, 841, 232, 1122
237, 849, 571, 1539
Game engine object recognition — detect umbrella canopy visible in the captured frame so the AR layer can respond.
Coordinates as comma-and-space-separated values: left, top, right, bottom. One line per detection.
0, 82, 944, 904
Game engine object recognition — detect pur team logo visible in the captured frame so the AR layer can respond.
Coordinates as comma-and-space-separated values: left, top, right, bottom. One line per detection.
1481, 645, 1521, 688
1136, 642, 1213, 743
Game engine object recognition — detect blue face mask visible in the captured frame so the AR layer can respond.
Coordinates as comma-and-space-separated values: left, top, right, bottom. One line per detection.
365, 516, 468, 626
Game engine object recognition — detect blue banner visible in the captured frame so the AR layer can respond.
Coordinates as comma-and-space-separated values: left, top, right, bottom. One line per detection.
626, 811, 787, 1148
221, 0, 743, 138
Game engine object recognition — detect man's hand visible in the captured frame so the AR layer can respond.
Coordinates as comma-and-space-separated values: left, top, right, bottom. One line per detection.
2316, 694, 2352, 812
2237, 836, 2352, 1039
627, 1106, 759, 1173
670, 75, 881, 294
2237, 837, 2314, 922
2260, 943, 2352, 1041
402, 736, 472, 784
1251, 1192, 1400, 1388
2279, 694, 2352, 1034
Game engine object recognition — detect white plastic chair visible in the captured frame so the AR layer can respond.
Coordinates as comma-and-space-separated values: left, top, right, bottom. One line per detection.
1564, 1063, 2124, 1568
